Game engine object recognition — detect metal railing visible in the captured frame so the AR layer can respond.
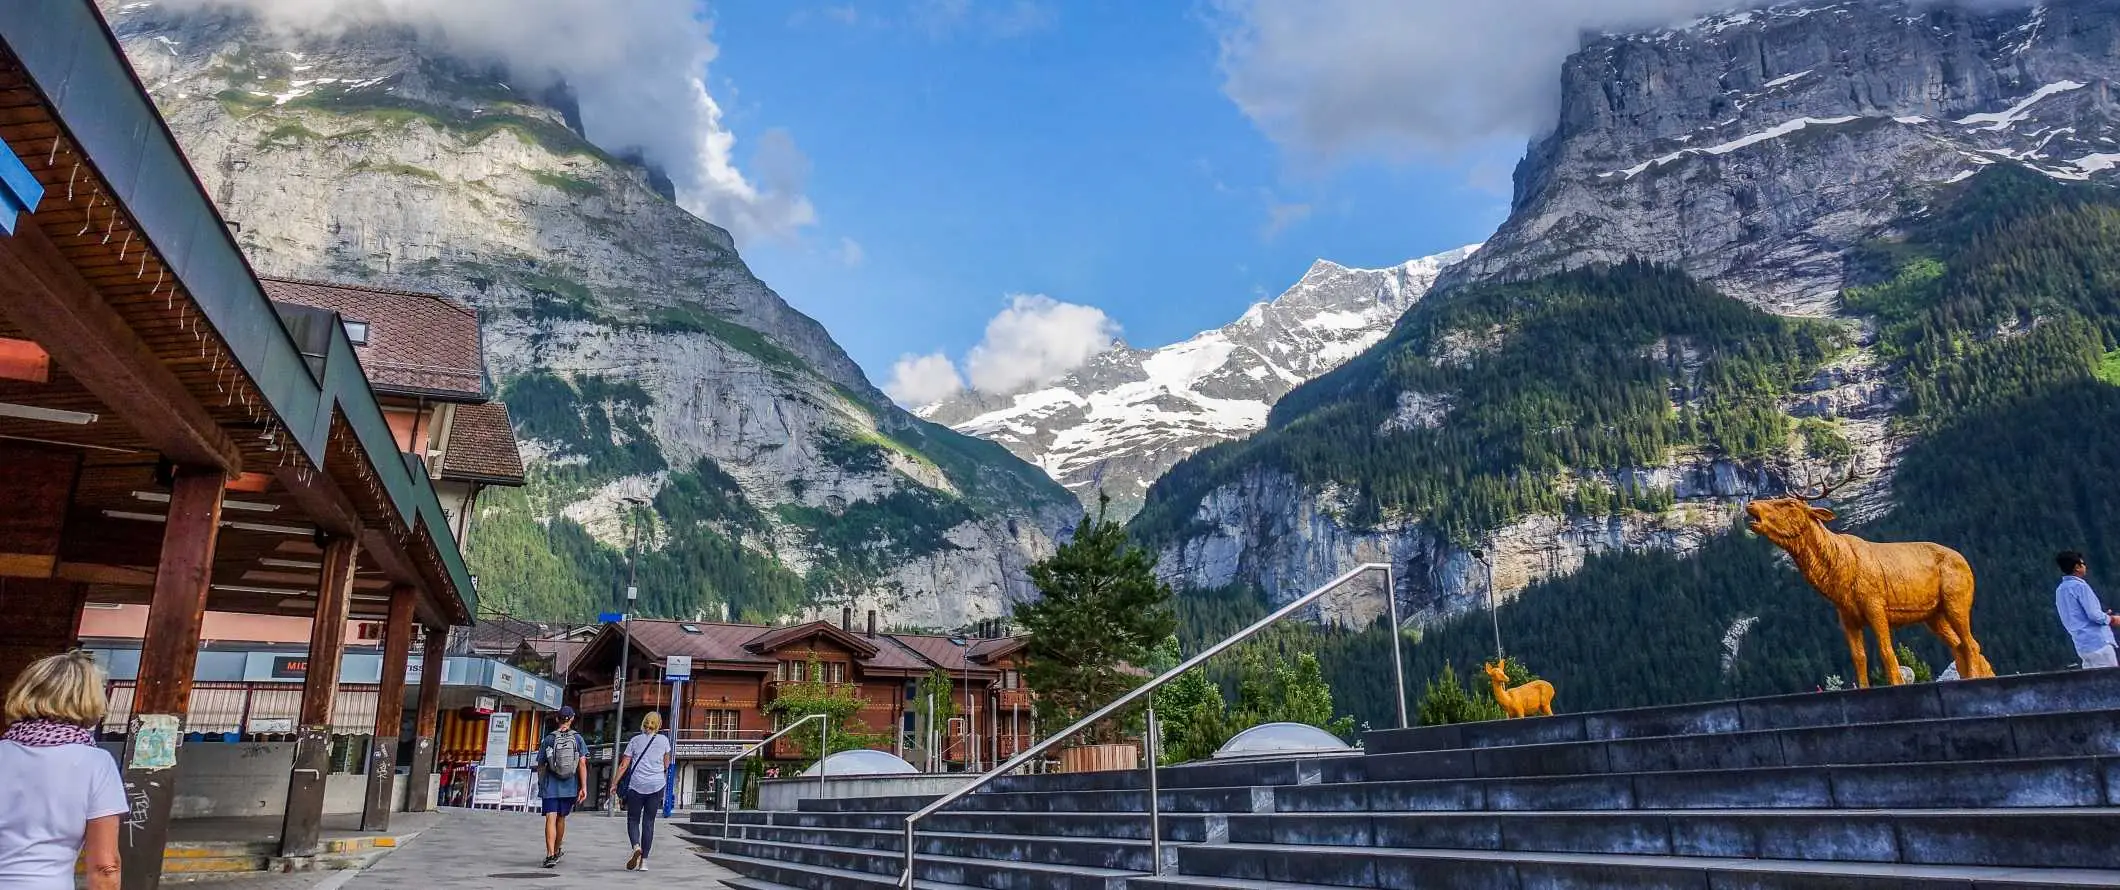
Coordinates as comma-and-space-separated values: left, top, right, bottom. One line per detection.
716, 712, 828, 849
899, 562, 1403, 886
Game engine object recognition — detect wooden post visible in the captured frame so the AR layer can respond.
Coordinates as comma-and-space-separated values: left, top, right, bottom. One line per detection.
278, 534, 357, 858
403, 625, 446, 812
118, 467, 224, 890
361, 586, 416, 831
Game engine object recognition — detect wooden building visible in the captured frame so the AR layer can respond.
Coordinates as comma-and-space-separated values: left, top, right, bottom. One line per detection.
566, 613, 1033, 804
0, 3, 497, 886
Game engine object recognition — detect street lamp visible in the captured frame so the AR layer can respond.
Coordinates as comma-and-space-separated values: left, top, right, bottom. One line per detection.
609, 495, 648, 812
1471, 548, 1501, 658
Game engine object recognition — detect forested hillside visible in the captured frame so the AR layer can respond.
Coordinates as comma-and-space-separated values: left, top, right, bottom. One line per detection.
1176, 166, 2120, 724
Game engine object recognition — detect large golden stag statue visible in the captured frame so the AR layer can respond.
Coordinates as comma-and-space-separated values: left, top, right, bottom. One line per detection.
1745, 469, 1992, 686
1483, 661, 1555, 718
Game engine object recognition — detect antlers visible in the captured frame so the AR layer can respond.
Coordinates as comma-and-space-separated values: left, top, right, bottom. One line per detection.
1797, 460, 1861, 501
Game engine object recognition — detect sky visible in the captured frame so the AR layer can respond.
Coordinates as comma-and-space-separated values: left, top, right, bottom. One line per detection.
708, 2, 1519, 405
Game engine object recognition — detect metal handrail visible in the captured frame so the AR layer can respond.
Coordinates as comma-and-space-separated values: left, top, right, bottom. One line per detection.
899, 562, 1402, 886
716, 712, 828, 849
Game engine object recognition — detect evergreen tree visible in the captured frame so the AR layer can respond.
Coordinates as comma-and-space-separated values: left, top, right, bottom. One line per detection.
1154, 668, 1229, 764
1018, 494, 1178, 745
1416, 663, 1504, 726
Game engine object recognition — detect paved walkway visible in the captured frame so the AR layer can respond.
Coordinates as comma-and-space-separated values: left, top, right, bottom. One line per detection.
162, 808, 735, 890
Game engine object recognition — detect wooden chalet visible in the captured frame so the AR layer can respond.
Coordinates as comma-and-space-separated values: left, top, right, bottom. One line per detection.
0, 3, 486, 886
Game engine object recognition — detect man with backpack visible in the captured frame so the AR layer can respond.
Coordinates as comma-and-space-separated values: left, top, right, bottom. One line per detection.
537, 706, 587, 868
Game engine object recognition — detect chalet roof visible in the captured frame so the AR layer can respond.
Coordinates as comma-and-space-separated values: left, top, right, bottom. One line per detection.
582, 619, 951, 676
889, 633, 1018, 675
440, 401, 525, 485
530, 638, 588, 677
744, 621, 880, 659
261, 277, 486, 400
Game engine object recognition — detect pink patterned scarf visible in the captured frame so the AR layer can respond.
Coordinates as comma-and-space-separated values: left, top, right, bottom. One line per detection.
3, 719, 97, 747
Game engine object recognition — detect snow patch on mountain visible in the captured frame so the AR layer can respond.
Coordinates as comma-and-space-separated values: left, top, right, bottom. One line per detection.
923, 244, 1479, 518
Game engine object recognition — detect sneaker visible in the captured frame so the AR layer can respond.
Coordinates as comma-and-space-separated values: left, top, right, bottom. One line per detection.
553, 848, 565, 864
626, 847, 642, 871
542, 854, 558, 869
636, 861, 648, 873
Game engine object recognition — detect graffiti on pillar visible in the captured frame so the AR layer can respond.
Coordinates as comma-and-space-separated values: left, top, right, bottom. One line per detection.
129, 714, 180, 771
121, 781, 151, 843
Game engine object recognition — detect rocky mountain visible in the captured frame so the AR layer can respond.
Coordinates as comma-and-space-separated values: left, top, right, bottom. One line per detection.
922, 247, 1477, 520
1140, 0, 2120, 631
1443, 0, 2120, 312
105, 2, 1078, 628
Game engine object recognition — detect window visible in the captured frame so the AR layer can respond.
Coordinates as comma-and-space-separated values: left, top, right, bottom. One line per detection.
824, 661, 847, 684
701, 709, 740, 739
1003, 670, 1020, 690
778, 660, 805, 682
342, 319, 370, 345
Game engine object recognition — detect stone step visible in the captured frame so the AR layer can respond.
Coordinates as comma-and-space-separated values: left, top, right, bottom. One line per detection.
1363, 707, 2120, 782
1169, 841, 2120, 889
696, 823, 1158, 870
706, 851, 980, 890
1222, 807, 2120, 869
682, 809, 1215, 841
982, 756, 1364, 794
1277, 754, 2120, 812
1361, 668, 2120, 757
800, 785, 1273, 814
709, 838, 1141, 890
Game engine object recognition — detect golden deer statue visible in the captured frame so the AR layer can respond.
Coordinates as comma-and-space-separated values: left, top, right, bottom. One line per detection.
1745, 467, 1992, 686
1483, 660, 1555, 718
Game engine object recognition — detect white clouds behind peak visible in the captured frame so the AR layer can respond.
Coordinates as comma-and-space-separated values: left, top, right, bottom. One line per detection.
964, 294, 1119, 394
885, 352, 965, 406
159, 0, 815, 244
881, 294, 1119, 407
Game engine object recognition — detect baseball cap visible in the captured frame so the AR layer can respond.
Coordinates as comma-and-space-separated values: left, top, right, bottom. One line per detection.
558, 705, 576, 720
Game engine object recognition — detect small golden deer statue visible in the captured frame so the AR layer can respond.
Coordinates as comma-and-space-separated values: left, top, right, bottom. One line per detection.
1483, 660, 1555, 718
1745, 465, 1992, 686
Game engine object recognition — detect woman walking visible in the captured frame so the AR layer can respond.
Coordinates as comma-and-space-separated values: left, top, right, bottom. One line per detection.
0, 651, 125, 889
608, 711, 672, 871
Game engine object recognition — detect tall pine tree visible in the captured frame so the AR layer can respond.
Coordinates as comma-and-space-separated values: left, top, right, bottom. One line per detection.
1018, 494, 1178, 745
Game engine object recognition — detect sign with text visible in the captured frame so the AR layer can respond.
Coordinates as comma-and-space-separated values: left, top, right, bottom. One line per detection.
483, 711, 512, 768
269, 656, 309, 679
472, 766, 503, 806
666, 654, 692, 681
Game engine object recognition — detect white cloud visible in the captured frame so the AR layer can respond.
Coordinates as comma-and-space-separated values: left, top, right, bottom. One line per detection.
835, 236, 866, 267
159, 0, 816, 244
963, 294, 1118, 394
885, 352, 965, 406
1211, 0, 2038, 164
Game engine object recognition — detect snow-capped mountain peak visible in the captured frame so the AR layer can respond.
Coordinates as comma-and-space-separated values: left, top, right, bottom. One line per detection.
922, 244, 1479, 518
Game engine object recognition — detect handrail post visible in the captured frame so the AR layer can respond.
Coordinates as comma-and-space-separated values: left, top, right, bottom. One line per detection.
1386, 562, 1408, 729
1145, 706, 1162, 875
896, 563, 1396, 888
819, 713, 829, 793
716, 714, 823, 852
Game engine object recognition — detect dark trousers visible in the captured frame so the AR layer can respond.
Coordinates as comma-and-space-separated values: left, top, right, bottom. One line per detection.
624, 789, 664, 856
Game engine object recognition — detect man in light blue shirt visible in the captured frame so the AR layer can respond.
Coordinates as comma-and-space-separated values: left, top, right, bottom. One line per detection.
2055, 551, 2120, 668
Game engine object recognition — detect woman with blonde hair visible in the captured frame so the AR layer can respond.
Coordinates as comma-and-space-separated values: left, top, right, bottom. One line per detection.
606, 710, 671, 871
0, 651, 124, 889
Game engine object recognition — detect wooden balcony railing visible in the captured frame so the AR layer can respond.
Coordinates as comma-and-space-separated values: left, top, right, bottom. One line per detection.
577, 682, 671, 712
995, 688, 1033, 710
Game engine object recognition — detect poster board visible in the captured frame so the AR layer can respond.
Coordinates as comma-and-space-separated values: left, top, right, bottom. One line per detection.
472, 766, 504, 807
483, 711, 512, 768
500, 768, 535, 809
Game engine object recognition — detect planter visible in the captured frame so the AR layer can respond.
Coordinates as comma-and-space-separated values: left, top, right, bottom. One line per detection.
1057, 743, 1140, 773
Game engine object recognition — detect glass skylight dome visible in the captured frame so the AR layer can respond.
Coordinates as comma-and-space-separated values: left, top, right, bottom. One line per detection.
1211, 722, 1354, 760
798, 749, 920, 777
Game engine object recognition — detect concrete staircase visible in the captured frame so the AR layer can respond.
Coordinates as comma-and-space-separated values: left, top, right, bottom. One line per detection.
683, 669, 2120, 889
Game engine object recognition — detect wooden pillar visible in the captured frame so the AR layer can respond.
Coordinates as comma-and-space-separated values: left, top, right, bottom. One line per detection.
361, 586, 415, 831
403, 625, 446, 812
278, 534, 357, 858
118, 467, 224, 890
0, 577, 87, 692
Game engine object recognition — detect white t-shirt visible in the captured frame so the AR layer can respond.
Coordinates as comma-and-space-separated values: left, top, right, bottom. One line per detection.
623, 732, 671, 795
0, 741, 128, 890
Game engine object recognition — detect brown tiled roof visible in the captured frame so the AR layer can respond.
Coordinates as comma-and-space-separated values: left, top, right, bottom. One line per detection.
441, 401, 525, 485
262, 277, 486, 399
889, 633, 1018, 676
531, 638, 588, 677
589, 619, 938, 676
745, 621, 880, 659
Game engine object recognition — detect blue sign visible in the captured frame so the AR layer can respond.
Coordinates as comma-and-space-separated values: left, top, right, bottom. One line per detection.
598, 611, 626, 623
0, 146, 45, 235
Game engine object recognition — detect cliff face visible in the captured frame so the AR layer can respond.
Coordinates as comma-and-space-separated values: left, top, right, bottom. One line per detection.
108, 3, 1077, 627
1139, 1, 2120, 624
1443, 0, 2120, 312
923, 247, 1477, 520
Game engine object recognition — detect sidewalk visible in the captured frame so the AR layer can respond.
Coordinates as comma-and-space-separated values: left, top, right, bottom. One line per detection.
162, 807, 736, 890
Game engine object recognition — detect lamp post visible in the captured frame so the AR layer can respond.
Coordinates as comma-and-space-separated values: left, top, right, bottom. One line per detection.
1472, 548, 1501, 658
609, 497, 647, 812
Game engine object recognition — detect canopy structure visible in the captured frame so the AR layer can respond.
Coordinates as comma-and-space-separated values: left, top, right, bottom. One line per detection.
799, 748, 920, 777
1212, 722, 1355, 760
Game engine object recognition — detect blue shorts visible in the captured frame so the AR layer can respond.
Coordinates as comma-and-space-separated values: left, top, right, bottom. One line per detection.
542, 796, 576, 816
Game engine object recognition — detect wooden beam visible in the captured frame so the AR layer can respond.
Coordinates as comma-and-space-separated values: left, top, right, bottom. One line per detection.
119, 466, 223, 890
0, 220, 242, 472
403, 625, 447, 813
53, 562, 155, 586
361, 585, 415, 831
279, 533, 356, 858
272, 466, 360, 537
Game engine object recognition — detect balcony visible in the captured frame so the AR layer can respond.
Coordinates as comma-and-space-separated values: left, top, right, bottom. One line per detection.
577, 681, 672, 713
761, 679, 860, 703
995, 688, 1033, 710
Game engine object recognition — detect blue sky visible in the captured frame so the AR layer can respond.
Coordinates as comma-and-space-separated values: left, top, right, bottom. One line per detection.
705, 2, 1518, 403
